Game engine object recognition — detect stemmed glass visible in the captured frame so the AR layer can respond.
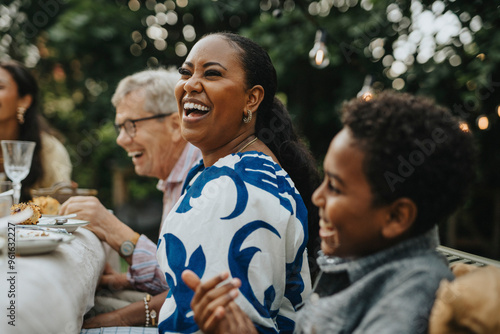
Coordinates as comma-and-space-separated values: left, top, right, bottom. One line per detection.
1, 140, 36, 205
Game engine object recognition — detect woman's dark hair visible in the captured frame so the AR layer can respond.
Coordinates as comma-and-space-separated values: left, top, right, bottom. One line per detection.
0, 60, 43, 201
209, 32, 322, 278
341, 91, 477, 236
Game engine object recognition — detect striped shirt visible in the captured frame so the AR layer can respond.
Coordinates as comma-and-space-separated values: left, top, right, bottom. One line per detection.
127, 143, 202, 295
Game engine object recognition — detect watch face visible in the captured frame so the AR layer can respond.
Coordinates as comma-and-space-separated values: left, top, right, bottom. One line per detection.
120, 240, 135, 257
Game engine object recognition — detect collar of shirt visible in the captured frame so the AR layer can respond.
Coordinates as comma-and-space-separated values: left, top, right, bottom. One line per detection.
156, 143, 202, 193
316, 226, 441, 284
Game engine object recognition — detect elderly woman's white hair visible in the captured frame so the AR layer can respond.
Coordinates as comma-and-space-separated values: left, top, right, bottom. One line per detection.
111, 67, 180, 115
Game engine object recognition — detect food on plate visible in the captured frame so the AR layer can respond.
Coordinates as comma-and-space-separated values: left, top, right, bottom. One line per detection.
31, 196, 61, 215
17, 229, 50, 238
10, 202, 42, 225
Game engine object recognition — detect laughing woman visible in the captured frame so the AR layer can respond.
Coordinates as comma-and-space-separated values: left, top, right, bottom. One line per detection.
156, 32, 320, 333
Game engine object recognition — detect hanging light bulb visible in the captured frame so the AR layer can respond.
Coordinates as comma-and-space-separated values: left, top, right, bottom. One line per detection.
459, 121, 470, 133
357, 75, 374, 101
309, 29, 330, 69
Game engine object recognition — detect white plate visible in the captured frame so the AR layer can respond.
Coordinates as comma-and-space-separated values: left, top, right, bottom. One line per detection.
15, 228, 75, 255
37, 217, 89, 233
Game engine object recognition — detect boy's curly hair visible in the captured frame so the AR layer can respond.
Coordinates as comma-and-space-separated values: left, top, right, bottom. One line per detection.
341, 91, 477, 235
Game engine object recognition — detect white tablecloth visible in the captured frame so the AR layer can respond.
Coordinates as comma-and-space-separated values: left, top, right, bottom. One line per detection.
0, 227, 106, 334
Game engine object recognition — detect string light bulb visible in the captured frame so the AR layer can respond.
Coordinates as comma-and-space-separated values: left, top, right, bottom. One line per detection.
309, 29, 330, 69
357, 75, 374, 101
459, 121, 470, 133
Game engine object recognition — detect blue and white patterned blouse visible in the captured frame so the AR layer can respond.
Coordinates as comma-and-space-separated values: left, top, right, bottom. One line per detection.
156, 152, 312, 333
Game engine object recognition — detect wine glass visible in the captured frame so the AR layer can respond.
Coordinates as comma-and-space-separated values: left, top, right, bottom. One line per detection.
1, 140, 36, 205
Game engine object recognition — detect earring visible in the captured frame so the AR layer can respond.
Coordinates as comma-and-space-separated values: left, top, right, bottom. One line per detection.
242, 110, 252, 124
17, 107, 26, 124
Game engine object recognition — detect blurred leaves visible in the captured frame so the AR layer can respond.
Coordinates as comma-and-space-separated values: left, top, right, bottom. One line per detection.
4, 0, 499, 188
2, 0, 500, 255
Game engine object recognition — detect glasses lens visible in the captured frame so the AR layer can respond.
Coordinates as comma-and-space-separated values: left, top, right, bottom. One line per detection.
114, 124, 122, 135
124, 120, 136, 137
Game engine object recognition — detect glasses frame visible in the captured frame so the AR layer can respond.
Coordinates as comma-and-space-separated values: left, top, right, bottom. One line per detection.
115, 113, 172, 138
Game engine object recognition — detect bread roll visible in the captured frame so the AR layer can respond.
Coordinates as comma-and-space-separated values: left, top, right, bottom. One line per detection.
10, 202, 42, 225
31, 196, 61, 215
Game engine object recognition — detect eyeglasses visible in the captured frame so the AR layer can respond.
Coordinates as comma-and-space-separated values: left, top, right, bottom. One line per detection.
114, 113, 172, 138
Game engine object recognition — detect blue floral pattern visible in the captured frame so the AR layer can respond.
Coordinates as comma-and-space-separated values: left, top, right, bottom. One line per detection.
157, 233, 206, 333
157, 152, 311, 333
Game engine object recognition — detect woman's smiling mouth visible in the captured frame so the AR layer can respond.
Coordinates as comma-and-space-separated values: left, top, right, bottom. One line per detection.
183, 102, 210, 118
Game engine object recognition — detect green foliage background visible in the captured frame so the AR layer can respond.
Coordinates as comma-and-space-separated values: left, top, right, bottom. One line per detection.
1, 0, 499, 258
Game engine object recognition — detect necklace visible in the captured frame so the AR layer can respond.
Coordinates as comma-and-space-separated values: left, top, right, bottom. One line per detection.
237, 136, 258, 153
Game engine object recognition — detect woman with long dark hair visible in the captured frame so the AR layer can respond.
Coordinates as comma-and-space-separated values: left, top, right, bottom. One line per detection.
155, 32, 321, 333
0, 60, 72, 201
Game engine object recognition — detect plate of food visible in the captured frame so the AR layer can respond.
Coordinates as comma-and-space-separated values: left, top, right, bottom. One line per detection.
15, 227, 75, 255
37, 216, 89, 233
10, 202, 89, 233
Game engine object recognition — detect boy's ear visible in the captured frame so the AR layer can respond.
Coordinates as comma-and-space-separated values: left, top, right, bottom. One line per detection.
382, 198, 417, 239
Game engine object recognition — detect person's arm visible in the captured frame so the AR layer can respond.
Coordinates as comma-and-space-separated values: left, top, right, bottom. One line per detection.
59, 196, 139, 264
99, 263, 133, 291
61, 196, 169, 295
83, 291, 169, 328
182, 270, 257, 334
127, 235, 169, 294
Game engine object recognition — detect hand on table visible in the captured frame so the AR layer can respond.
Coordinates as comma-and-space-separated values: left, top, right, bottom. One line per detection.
182, 270, 257, 334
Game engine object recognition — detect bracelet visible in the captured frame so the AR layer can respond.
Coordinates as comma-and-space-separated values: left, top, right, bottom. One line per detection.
151, 308, 157, 327
144, 294, 151, 327
144, 293, 157, 327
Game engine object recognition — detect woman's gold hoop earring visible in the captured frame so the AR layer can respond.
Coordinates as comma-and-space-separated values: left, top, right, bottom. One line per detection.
17, 107, 26, 124
243, 110, 252, 123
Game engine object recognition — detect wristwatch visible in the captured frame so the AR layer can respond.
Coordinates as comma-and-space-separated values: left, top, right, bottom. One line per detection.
119, 233, 140, 257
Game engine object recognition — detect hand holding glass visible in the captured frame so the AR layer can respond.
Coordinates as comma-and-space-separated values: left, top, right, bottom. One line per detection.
1, 140, 36, 205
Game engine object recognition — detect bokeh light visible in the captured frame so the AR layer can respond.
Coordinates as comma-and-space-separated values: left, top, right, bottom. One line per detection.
477, 115, 489, 130
375, 0, 480, 85
131, 31, 143, 43
164, 0, 175, 10
176, 0, 188, 8
166, 11, 178, 25
182, 25, 196, 42
459, 122, 470, 133
147, 57, 159, 67
128, 0, 140, 11
392, 78, 405, 90
130, 43, 142, 56
175, 42, 188, 57
154, 39, 167, 51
